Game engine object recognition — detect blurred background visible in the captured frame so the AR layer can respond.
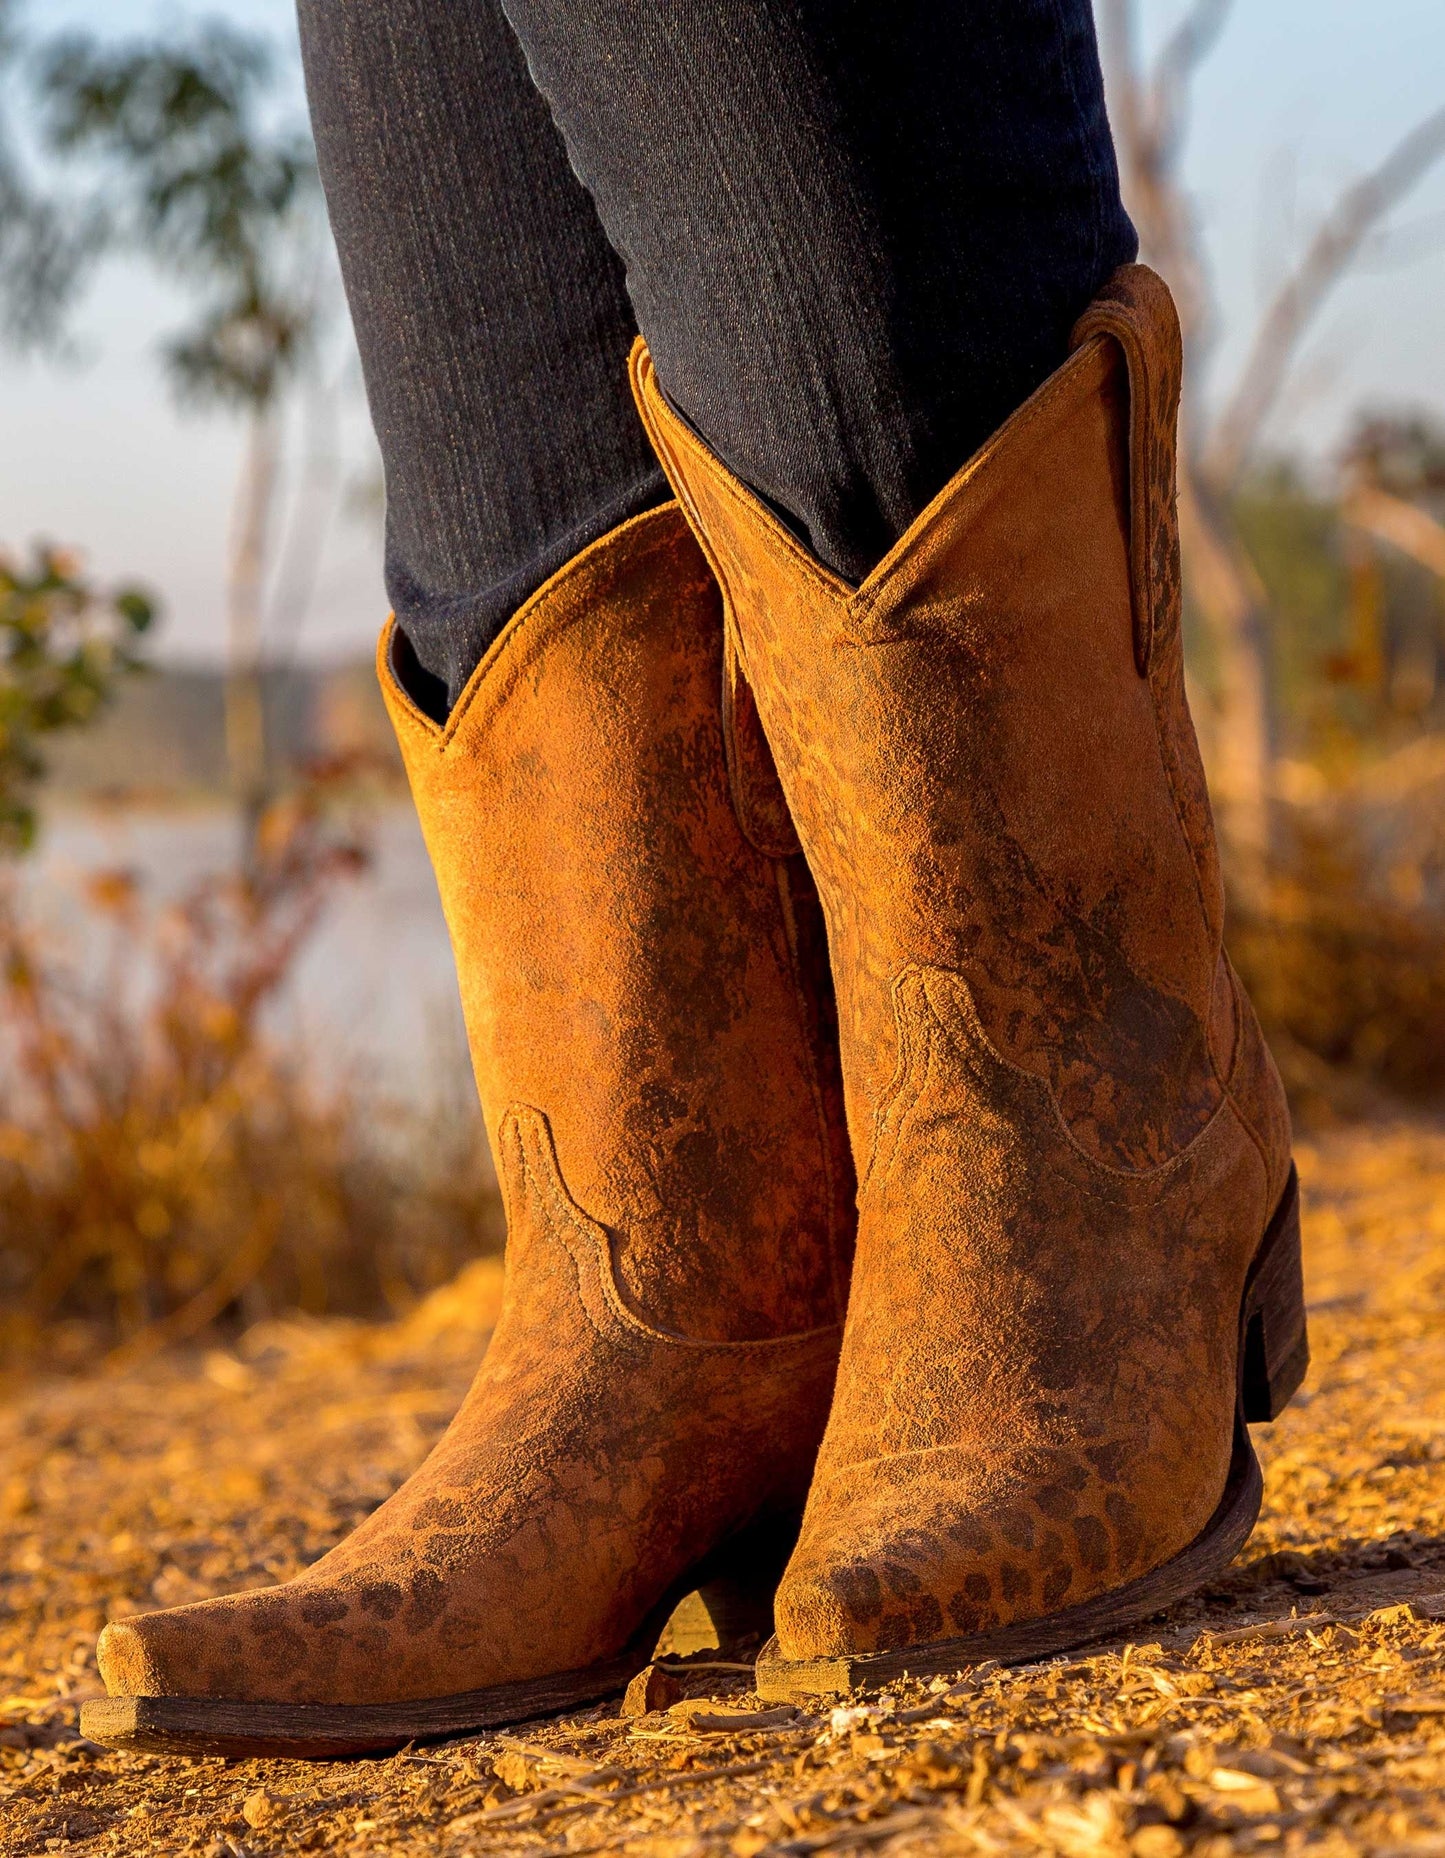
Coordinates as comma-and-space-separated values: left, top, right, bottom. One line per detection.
1, 0, 1443, 1369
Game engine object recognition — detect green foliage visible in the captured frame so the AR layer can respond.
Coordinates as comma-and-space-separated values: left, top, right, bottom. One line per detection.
1234, 469, 1353, 738
1233, 447, 1445, 755
1345, 411, 1445, 502
36, 21, 321, 409
0, 545, 154, 854
0, 0, 103, 350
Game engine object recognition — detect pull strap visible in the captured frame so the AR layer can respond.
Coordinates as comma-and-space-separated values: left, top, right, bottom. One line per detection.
1070, 264, 1184, 678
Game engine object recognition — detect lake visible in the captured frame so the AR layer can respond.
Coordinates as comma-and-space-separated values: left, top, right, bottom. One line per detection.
15, 801, 473, 1117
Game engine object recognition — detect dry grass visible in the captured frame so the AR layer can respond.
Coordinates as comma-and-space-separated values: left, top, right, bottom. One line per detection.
0, 778, 502, 1371
1228, 839, 1445, 1111
3, 1118, 1445, 1855
6, 728, 1445, 1370
1229, 738, 1445, 1111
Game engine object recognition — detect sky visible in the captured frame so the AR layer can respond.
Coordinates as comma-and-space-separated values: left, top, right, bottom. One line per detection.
3, 0, 1444, 666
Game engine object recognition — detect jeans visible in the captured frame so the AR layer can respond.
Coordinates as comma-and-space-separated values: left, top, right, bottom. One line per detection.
298, 0, 1136, 713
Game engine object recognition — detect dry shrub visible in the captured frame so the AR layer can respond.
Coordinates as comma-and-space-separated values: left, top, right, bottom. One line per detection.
0, 776, 501, 1369
1229, 739, 1445, 1112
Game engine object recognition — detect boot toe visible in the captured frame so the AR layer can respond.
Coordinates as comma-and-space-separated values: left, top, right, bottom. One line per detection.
96, 1586, 330, 1702
775, 1553, 950, 1660
773, 1448, 1189, 1662
96, 1619, 158, 1697
97, 1603, 244, 1699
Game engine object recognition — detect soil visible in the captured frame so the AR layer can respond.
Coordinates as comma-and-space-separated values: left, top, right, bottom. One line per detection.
5, 1118, 1445, 1856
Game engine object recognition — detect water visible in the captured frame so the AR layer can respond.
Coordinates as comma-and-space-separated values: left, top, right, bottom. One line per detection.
15, 802, 474, 1114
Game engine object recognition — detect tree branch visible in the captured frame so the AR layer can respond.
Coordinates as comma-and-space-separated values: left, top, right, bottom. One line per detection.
1098, 0, 1142, 159
1098, 0, 1226, 369
1203, 106, 1445, 494
1343, 486, 1445, 581
1147, 0, 1236, 169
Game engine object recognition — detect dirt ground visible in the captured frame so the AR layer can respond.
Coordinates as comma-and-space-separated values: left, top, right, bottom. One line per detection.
5, 1118, 1445, 1857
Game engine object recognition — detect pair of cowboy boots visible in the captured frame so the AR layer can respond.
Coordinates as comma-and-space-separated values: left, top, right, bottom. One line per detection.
85, 266, 1305, 1760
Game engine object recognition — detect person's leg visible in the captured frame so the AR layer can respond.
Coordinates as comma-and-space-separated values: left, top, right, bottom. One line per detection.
297, 0, 667, 712
498, 0, 1136, 581
633, 242, 1302, 1682
86, 3, 860, 1756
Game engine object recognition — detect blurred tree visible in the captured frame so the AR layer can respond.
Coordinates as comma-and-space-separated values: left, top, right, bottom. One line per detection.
0, 0, 101, 349
36, 23, 327, 862
0, 545, 154, 855
1100, 0, 1445, 897
1232, 471, 1352, 742
1342, 415, 1445, 584
1339, 413, 1445, 718
1344, 415, 1445, 508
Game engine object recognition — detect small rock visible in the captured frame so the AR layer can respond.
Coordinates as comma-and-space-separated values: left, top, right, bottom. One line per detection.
241, 1791, 277, 1830
622, 1662, 684, 1716
1, 1477, 34, 1518
1207, 1768, 1282, 1814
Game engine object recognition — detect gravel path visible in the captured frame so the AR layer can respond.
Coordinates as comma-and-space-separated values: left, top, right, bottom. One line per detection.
5, 1120, 1445, 1857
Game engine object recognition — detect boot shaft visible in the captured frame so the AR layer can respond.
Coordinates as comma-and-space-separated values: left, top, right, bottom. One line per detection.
381, 505, 853, 1342
633, 266, 1274, 1182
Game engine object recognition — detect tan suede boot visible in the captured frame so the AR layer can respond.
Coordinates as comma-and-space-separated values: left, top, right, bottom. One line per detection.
633, 265, 1306, 1697
83, 505, 854, 1756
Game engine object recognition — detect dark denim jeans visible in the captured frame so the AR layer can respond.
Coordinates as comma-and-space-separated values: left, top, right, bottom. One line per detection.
298, 0, 1136, 711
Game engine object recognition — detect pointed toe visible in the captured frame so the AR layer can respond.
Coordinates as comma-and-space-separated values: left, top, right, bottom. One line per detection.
97, 1618, 159, 1697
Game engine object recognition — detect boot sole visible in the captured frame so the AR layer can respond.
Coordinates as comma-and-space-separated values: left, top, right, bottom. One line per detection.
754, 1164, 1308, 1701
81, 1532, 788, 1759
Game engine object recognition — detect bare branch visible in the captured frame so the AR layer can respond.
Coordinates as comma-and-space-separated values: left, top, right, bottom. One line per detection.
1097, 0, 1140, 146
1344, 486, 1445, 581
1098, 0, 1178, 277
1203, 106, 1445, 494
1147, 0, 1236, 169
1353, 207, 1445, 271
1099, 0, 1152, 236
1098, 0, 1227, 371
1156, 0, 1236, 80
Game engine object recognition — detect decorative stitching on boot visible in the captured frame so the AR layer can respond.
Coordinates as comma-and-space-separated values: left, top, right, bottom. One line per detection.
501, 1105, 842, 1355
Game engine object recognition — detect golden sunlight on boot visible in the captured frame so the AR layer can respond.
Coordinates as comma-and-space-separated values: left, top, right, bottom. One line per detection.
81, 507, 854, 1758
634, 265, 1306, 1699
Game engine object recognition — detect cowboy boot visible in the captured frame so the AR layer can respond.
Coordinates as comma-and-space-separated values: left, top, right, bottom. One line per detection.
83, 505, 854, 1755
633, 264, 1306, 1698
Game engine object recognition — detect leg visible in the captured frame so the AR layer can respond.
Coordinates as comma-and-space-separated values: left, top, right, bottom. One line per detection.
479, 0, 1300, 1682
298, 0, 667, 710
636, 258, 1301, 1683
499, 0, 1136, 579
84, 1, 857, 1755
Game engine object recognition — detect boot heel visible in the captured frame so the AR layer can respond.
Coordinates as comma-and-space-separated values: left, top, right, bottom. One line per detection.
655, 1513, 795, 1658
1240, 1164, 1308, 1423
659, 1575, 776, 1657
